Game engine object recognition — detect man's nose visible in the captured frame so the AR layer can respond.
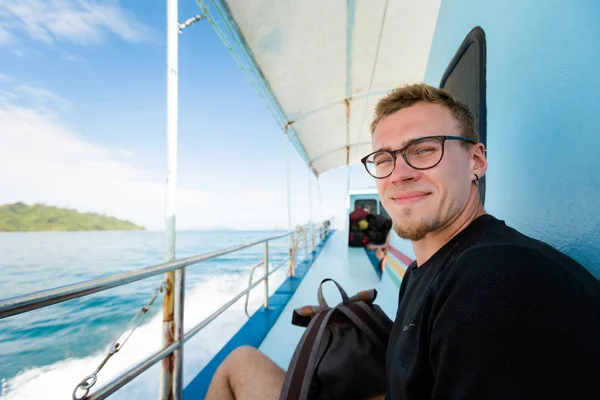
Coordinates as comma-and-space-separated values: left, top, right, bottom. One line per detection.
389, 155, 420, 184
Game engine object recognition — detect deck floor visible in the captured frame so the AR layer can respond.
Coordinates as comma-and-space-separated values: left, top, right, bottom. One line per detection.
259, 229, 382, 369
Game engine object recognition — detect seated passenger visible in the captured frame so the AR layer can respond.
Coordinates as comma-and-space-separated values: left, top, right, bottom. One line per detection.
367, 230, 391, 271
205, 83, 600, 400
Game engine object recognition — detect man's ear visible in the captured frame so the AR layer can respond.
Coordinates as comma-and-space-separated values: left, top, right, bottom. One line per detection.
471, 143, 487, 179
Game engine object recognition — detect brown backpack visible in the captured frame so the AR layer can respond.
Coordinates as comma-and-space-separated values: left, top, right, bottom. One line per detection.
280, 279, 393, 400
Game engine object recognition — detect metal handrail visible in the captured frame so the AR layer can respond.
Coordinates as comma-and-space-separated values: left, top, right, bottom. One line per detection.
244, 256, 291, 317
187, 255, 290, 342
0, 219, 334, 400
0, 231, 294, 319
244, 261, 265, 317
80, 240, 306, 400
87, 341, 180, 400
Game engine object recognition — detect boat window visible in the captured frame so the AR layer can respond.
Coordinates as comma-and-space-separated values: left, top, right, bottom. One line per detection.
354, 199, 377, 215
440, 26, 487, 204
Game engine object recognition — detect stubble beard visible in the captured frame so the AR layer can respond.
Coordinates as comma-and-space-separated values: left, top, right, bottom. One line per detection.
392, 206, 443, 241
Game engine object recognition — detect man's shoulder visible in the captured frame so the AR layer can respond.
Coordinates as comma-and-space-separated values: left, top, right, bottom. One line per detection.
456, 215, 583, 273
446, 231, 600, 299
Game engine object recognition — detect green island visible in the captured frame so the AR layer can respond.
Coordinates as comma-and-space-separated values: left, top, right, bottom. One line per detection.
0, 202, 145, 232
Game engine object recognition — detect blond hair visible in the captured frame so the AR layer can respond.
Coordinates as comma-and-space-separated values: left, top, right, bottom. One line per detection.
370, 83, 478, 144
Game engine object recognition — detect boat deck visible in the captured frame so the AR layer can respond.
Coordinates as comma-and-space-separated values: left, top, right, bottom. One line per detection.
184, 229, 400, 398
259, 229, 382, 368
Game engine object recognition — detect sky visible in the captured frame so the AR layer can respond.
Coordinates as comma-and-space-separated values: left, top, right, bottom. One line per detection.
0, 0, 374, 231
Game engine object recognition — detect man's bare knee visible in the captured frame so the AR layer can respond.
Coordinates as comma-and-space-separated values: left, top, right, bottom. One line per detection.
214, 345, 285, 400
217, 345, 260, 377
225, 345, 260, 366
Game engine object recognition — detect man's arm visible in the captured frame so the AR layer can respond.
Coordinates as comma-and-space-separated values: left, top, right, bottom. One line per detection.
429, 247, 600, 400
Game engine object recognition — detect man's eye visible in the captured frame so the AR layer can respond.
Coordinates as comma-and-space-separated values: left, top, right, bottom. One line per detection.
415, 147, 436, 155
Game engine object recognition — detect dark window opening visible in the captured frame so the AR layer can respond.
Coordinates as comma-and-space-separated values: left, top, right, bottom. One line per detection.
354, 199, 377, 215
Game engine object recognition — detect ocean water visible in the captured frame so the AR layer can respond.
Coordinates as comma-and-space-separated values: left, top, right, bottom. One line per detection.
0, 230, 295, 399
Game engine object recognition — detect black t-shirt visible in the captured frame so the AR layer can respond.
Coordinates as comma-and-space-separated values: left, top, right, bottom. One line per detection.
386, 214, 600, 400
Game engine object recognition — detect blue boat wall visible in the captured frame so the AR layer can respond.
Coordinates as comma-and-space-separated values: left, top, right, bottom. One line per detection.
426, 0, 599, 277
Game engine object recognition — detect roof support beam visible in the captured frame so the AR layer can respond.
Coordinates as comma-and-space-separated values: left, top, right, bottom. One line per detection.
309, 142, 371, 166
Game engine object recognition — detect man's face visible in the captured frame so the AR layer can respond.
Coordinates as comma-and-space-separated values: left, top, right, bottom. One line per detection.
371, 102, 479, 241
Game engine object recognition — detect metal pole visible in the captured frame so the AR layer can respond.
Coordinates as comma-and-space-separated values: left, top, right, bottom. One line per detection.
308, 169, 315, 252
304, 228, 308, 259
285, 131, 294, 275
161, 0, 182, 399
317, 177, 324, 228
172, 267, 184, 398
308, 169, 313, 223
346, 164, 351, 194
285, 131, 292, 230
288, 232, 295, 277
263, 242, 269, 308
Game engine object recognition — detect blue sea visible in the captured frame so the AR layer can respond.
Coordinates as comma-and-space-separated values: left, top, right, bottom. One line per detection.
0, 230, 294, 399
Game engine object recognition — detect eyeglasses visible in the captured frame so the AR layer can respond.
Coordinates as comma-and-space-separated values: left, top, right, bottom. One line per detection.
361, 135, 476, 179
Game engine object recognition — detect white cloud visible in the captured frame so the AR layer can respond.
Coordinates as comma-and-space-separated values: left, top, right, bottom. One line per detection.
0, 78, 308, 231
0, 89, 16, 99
63, 53, 85, 63
116, 148, 135, 158
0, 103, 227, 230
0, 0, 153, 46
0, 76, 71, 111
0, 76, 203, 230
14, 84, 72, 110
0, 72, 337, 231
0, 24, 14, 44
0, 71, 13, 82
0, 103, 150, 228
0, 100, 314, 231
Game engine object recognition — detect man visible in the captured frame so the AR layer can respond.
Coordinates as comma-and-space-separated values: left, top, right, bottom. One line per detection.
367, 83, 600, 399
205, 83, 600, 399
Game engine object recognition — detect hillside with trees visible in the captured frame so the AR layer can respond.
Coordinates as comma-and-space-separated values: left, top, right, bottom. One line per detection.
0, 202, 144, 232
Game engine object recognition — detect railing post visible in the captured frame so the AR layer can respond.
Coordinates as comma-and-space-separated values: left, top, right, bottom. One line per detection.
173, 267, 184, 397
161, 0, 182, 399
304, 228, 308, 259
263, 241, 269, 308
288, 233, 295, 277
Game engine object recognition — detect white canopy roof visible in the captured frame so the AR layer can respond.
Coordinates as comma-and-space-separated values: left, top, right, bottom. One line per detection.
202, 0, 441, 176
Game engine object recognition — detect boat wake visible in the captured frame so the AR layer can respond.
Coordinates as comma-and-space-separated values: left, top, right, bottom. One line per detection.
1, 268, 287, 399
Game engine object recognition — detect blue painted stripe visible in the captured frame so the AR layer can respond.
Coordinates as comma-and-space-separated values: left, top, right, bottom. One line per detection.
183, 232, 334, 399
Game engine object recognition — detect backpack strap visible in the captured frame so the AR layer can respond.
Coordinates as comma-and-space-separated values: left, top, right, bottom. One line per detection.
280, 307, 336, 400
317, 278, 349, 308
291, 288, 380, 327
347, 288, 378, 304
337, 301, 392, 351
291, 305, 328, 327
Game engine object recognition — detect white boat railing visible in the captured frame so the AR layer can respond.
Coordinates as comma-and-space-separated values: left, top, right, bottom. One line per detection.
0, 219, 333, 400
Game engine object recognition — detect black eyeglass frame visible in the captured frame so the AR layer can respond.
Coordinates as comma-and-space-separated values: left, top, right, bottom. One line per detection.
360, 135, 476, 179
